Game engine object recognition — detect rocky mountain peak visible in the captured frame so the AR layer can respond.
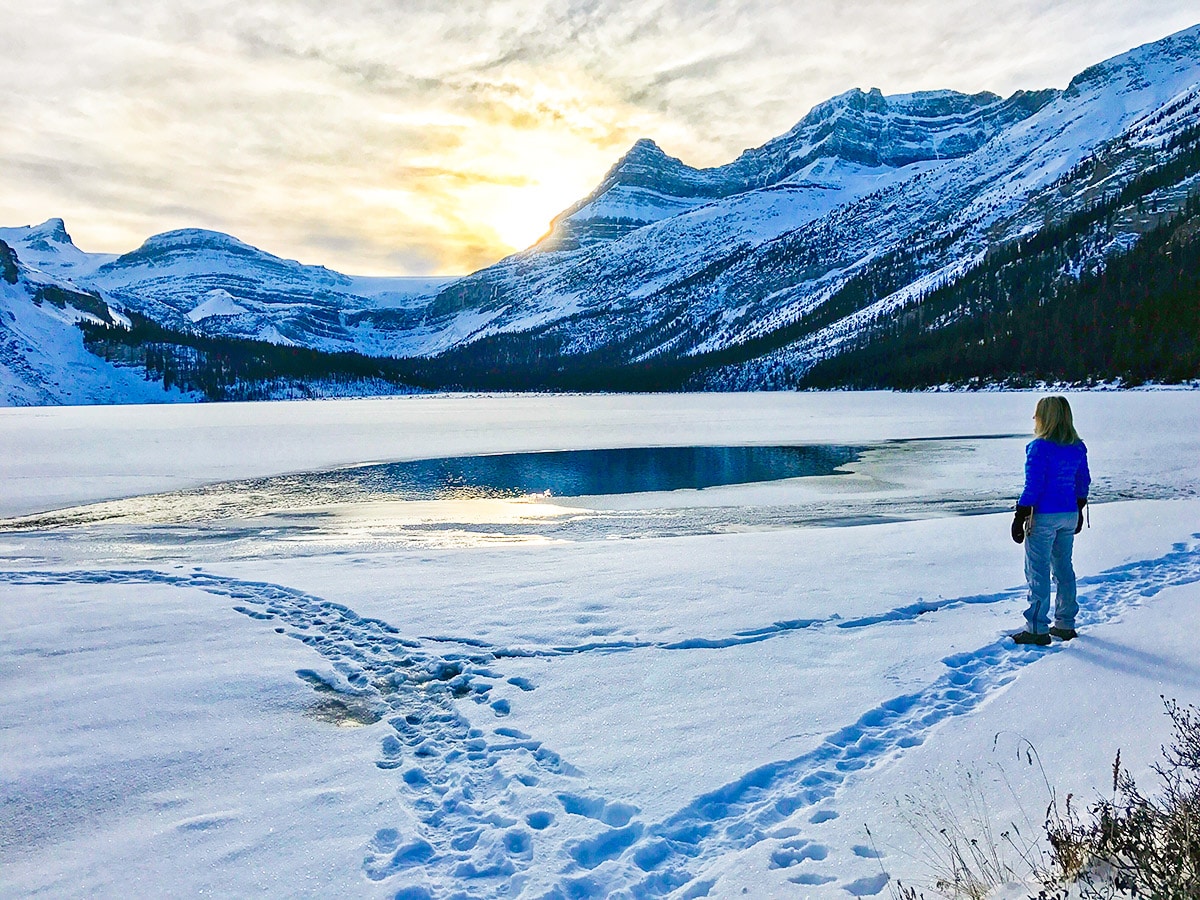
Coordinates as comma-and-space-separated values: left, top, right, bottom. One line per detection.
0, 239, 19, 284
31, 217, 72, 241
596, 139, 690, 192
23, 217, 75, 251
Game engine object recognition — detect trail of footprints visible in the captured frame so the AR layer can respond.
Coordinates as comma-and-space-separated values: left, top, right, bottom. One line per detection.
3, 533, 1199, 898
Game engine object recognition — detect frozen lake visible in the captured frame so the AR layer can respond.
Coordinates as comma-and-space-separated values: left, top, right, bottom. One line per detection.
2, 392, 1199, 898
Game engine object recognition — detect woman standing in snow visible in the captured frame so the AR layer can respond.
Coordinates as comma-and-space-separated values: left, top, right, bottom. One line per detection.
1010, 396, 1090, 646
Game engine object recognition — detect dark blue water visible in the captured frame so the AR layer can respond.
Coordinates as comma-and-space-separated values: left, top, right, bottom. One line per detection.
300, 445, 861, 500
0, 444, 864, 532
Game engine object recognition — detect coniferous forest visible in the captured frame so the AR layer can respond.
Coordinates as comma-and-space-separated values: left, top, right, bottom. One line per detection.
79, 313, 427, 401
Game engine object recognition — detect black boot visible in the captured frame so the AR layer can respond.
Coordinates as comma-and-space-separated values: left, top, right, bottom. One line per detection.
1049, 626, 1078, 641
1012, 630, 1051, 646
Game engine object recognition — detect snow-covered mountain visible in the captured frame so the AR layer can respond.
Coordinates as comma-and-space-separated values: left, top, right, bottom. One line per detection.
412, 23, 1200, 377
540, 87, 1055, 251
0, 220, 457, 357
3, 23, 1199, 403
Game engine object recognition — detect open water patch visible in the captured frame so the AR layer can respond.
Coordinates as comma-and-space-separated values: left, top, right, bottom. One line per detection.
5, 437, 1093, 552
0, 445, 862, 529
311, 445, 862, 501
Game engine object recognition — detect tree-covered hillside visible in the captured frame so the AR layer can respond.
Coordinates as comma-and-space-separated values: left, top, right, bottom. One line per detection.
797, 191, 1200, 389
79, 313, 426, 401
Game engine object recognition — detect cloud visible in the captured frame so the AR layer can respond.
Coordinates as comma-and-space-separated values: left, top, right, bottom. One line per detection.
2, 0, 1198, 274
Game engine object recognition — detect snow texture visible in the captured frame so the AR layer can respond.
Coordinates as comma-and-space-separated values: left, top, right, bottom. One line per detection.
2, 392, 1199, 898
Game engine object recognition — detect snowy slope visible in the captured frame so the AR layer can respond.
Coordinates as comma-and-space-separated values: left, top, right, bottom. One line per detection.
186, 289, 252, 322
0, 241, 189, 406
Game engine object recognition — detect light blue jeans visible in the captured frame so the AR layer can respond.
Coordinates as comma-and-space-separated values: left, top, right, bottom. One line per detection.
1023, 511, 1079, 634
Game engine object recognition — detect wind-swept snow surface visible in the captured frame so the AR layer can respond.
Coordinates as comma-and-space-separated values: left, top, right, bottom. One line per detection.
1, 393, 1198, 898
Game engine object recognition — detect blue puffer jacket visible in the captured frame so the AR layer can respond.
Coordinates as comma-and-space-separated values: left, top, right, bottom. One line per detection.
1018, 438, 1091, 513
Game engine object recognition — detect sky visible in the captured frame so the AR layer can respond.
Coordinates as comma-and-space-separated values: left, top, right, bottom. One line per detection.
3, 2, 1198, 276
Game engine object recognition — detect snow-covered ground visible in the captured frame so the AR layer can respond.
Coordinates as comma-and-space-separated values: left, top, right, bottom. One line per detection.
1, 392, 1197, 898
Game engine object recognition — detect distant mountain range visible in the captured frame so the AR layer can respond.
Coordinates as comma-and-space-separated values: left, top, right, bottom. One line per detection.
2, 23, 1199, 403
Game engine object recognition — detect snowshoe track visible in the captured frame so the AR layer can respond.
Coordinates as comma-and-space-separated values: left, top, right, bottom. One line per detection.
3, 533, 1197, 897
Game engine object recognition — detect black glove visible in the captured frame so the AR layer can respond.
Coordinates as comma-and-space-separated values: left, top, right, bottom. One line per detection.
1075, 497, 1087, 535
1012, 505, 1033, 544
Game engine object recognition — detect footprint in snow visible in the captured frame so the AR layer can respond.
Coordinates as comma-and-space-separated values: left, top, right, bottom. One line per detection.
843, 872, 891, 896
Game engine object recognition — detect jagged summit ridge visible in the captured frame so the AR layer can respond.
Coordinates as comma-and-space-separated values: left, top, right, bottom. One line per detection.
780, 86, 1057, 166
542, 85, 1058, 250
1, 217, 78, 254
1067, 21, 1200, 95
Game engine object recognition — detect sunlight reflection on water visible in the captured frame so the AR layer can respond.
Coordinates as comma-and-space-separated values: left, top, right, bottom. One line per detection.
3, 438, 1086, 559
3, 445, 860, 529
0, 445, 868, 558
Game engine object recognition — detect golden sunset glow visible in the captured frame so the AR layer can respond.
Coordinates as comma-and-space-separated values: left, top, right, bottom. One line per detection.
458, 131, 620, 252
347, 66, 655, 269
348, 94, 640, 269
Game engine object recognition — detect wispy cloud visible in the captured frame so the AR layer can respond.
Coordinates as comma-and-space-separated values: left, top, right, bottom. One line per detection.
2, 0, 1197, 274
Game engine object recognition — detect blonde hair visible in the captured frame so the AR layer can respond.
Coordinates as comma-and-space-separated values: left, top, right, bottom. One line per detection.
1034, 395, 1081, 444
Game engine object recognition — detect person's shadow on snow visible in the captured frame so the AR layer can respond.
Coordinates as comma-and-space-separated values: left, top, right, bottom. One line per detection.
1068, 635, 1200, 690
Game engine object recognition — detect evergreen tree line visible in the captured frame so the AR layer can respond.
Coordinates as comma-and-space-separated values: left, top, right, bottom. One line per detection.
78, 309, 692, 396
798, 192, 1200, 388
79, 312, 429, 400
